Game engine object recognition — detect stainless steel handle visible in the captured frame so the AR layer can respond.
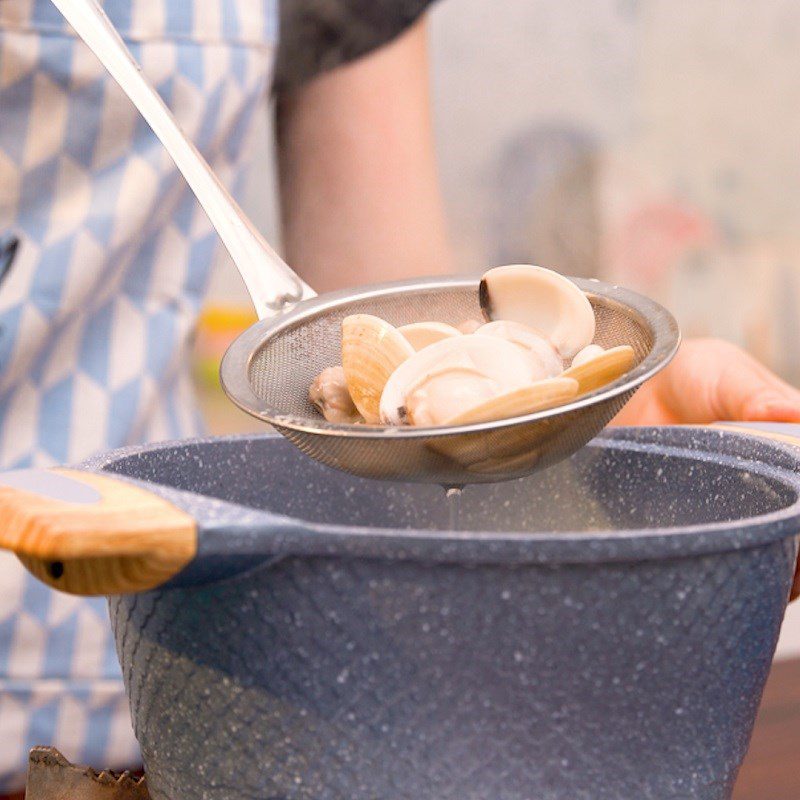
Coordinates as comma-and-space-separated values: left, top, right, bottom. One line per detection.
52, 0, 316, 319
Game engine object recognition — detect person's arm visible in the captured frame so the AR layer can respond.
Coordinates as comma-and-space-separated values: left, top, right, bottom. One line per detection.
275, 17, 452, 293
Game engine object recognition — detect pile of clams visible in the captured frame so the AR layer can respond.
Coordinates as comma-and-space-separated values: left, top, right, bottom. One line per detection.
309, 265, 635, 427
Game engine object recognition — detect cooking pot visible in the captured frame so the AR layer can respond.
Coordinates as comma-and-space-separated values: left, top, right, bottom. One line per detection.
1, 425, 799, 800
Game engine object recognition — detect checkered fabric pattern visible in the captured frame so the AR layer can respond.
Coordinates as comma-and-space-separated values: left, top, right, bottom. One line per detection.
0, 0, 276, 789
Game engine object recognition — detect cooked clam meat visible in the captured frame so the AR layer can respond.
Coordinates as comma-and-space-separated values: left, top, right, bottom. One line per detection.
309, 366, 363, 424
380, 334, 534, 426
309, 265, 638, 427
405, 371, 500, 427
478, 320, 563, 379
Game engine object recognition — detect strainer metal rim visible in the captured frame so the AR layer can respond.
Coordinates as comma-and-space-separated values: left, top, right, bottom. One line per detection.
220, 275, 680, 439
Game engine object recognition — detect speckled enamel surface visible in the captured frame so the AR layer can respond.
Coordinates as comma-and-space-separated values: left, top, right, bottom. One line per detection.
81, 427, 800, 799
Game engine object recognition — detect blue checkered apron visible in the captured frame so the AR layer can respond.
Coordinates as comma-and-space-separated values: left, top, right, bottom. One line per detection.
0, 0, 276, 787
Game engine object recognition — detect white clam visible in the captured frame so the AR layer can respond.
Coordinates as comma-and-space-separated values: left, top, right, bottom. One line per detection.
311, 266, 636, 429
478, 320, 563, 379
457, 319, 483, 335
427, 377, 580, 471
404, 370, 500, 427
379, 334, 532, 426
398, 321, 461, 351
341, 314, 415, 423
562, 344, 636, 395
444, 377, 579, 426
571, 344, 605, 369
479, 264, 595, 359
309, 366, 363, 424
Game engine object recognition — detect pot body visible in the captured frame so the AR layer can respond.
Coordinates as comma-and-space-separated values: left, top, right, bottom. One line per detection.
111, 538, 796, 800
93, 429, 800, 800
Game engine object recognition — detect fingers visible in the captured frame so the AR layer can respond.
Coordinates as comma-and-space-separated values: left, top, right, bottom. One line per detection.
616, 338, 800, 426
711, 342, 800, 423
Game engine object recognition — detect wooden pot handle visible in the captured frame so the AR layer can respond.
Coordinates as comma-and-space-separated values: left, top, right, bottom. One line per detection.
0, 469, 197, 596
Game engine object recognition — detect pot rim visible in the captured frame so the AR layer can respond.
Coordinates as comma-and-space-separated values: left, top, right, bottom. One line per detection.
82, 427, 800, 566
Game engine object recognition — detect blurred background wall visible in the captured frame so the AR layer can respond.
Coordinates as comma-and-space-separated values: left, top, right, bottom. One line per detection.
196, 0, 800, 656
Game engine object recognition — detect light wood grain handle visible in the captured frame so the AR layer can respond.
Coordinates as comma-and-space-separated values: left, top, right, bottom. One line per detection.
0, 469, 197, 596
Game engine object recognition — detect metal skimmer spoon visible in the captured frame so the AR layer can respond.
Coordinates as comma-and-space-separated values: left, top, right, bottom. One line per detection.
51, 0, 679, 484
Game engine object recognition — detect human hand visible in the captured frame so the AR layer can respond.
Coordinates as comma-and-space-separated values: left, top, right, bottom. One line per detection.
612, 338, 800, 601
613, 338, 800, 426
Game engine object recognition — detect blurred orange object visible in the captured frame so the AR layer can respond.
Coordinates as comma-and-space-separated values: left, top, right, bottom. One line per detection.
193, 305, 257, 387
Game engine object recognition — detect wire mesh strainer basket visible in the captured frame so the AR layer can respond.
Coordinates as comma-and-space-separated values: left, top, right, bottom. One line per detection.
221, 276, 680, 484
50, 1, 679, 486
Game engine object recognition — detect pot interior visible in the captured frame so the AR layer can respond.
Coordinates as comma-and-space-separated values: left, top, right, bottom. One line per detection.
97, 428, 800, 535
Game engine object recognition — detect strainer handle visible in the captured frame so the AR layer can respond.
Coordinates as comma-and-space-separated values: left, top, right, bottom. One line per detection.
51, 0, 315, 319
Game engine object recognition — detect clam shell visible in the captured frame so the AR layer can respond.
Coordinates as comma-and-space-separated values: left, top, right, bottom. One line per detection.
571, 344, 605, 369
427, 379, 578, 471
398, 321, 461, 351
404, 371, 500, 427
562, 344, 636, 395
457, 319, 483, 334
479, 264, 595, 358
443, 377, 579, 426
341, 314, 415, 423
309, 366, 363, 424
379, 334, 532, 425
478, 320, 563, 379
432, 412, 572, 476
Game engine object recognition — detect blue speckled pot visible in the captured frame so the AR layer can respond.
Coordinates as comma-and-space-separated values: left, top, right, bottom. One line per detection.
82, 426, 800, 800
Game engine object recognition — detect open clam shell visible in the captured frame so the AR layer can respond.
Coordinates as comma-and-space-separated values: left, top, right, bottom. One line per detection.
563, 345, 636, 396
308, 366, 363, 424
443, 377, 579, 426
379, 334, 533, 426
432, 411, 574, 476
341, 314, 415, 423
479, 265, 595, 359
457, 319, 483, 334
478, 320, 563, 379
428, 378, 579, 472
571, 344, 605, 369
398, 321, 462, 351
